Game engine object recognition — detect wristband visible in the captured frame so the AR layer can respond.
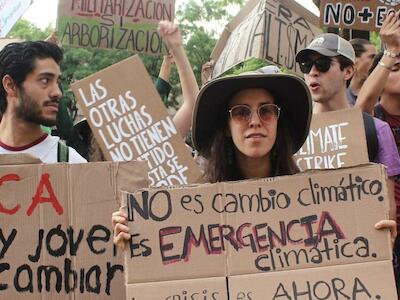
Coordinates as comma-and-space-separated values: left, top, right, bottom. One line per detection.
379, 61, 393, 71
384, 49, 399, 58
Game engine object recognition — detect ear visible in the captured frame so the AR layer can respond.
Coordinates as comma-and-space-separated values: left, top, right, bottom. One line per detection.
2, 75, 18, 98
343, 65, 354, 81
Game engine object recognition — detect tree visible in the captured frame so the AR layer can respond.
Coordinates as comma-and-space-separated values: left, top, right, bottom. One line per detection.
7, 19, 52, 41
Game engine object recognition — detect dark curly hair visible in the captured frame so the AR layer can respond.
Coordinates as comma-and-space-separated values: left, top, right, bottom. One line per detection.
0, 41, 63, 113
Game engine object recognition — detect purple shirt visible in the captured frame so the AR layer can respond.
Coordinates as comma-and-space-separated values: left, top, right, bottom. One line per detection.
374, 117, 400, 177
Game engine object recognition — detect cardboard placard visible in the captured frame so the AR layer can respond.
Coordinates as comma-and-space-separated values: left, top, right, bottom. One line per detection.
210, 0, 322, 78
57, 0, 174, 54
294, 108, 369, 172
0, 159, 149, 299
122, 164, 396, 298
0, 0, 32, 37
320, 0, 400, 31
71, 55, 202, 187
126, 277, 228, 300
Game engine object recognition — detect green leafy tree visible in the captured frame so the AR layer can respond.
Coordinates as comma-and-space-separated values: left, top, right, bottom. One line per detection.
7, 19, 52, 40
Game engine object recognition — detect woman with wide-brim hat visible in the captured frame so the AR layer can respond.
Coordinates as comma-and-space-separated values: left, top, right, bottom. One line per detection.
192, 65, 312, 182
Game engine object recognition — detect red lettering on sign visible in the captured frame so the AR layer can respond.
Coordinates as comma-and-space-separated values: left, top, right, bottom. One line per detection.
0, 174, 21, 215
27, 173, 63, 216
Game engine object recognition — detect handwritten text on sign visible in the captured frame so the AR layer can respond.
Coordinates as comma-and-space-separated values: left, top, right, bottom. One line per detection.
320, 0, 400, 31
71, 56, 201, 186
57, 0, 175, 54
212, 0, 321, 78
123, 164, 391, 285
294, 108, 369, 171
0, 162, 149, 299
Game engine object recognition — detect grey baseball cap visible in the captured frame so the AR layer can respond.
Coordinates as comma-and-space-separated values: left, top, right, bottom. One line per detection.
296, 33, 355, 63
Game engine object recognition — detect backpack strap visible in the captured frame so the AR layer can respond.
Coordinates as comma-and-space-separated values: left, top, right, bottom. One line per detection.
362, 112, 378, 162
57, 140, 69, 163
374, 104, 386, 121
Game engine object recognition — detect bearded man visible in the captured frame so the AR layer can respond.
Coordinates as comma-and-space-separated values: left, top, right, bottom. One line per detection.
0, 41, 86, 163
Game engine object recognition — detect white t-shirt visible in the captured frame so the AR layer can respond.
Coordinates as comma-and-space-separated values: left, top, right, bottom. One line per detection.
0, 134, 87, 163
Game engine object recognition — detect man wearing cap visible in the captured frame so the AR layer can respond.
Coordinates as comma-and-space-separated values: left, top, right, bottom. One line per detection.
0, 41, 86, 163
295, 33, 400, 221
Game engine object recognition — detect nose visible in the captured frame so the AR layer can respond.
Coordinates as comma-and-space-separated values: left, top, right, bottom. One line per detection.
50, 83, 62, 100
248, 109, 261, 127
308, 63, 320, 76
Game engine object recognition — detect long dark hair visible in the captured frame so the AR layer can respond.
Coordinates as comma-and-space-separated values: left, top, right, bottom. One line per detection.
203, 94, 299, 183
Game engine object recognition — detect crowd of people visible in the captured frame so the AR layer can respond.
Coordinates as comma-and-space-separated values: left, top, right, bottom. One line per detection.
2, 7, 400, 297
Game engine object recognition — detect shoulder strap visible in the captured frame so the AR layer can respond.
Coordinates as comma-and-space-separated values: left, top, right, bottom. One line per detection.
57, 140, 69, 163
362, 112, 378, 162
374, 104, 385, 121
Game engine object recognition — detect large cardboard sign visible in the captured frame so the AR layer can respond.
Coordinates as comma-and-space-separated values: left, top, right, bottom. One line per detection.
71, 55, 202, 187
320, 0, 400, 31
294, 108, 369, 171
210, 0, 322, 78
0, 159, 149, 299
0, 0, 32, 37
122, 164, 397, 299
57, 0, 174, 54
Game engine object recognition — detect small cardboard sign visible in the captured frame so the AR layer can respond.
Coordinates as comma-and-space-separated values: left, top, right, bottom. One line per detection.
57, 0, 174, 54
71, 55, 202, 187
0, 159, 149, 299
0, 0, 32, 37
294, 108, 369, 171
320, 0, 400, 31
211, 0, 322, 78
122, 164, 396, 298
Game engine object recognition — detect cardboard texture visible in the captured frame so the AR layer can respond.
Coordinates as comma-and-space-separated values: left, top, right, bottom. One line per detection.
294, 107, 369, 171
57, 0, 174, 54
123, 164, 397, 298
126, 277, 228, 300
320, 0, 400, 31
229, 261, 397, 299
0, 0, 32, 37
0, 160, 149, 299
210, 0, 322, 78
70, 55, 202, 187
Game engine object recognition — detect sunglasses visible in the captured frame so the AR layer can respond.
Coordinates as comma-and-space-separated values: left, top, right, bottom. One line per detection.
298, 57, 332, 74
229, 103, 281, 124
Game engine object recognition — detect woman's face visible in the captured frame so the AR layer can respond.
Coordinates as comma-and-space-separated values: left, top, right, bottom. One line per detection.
228, 88, 278, 160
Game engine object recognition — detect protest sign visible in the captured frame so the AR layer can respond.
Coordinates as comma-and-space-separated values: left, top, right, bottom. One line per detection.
210, 0, 322, 78
71, 55, 202, 187
122, 163, 396, 298
0, 0, 32, 37
0, 157, 149, 299
57, 0, 174, 54
294, 108, 369, 171
320, 0, 400, 31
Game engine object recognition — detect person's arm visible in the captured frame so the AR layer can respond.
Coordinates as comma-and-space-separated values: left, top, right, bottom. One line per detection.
356, 10, 400, 115
158, 21, 199, 138
158, 54, 174, 83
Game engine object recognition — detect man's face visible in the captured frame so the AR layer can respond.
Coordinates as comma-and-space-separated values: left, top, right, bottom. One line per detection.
15, 58, 62, 127
355, 44, 377, 81
302, 53, 353, 104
